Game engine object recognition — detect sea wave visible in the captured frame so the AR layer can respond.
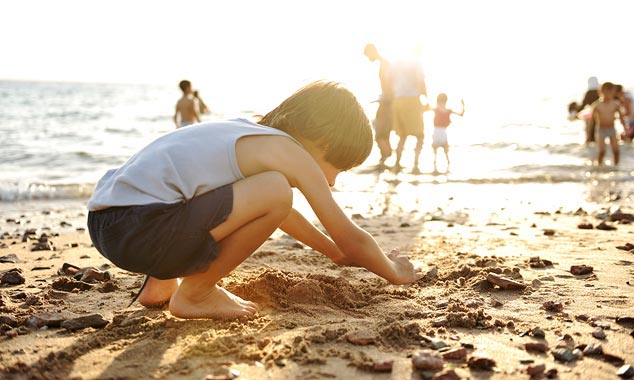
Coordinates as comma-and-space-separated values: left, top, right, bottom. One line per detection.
0, 182, 94, 202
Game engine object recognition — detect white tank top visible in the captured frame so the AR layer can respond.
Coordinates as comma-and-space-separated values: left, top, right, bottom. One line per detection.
87, 118, 298, 211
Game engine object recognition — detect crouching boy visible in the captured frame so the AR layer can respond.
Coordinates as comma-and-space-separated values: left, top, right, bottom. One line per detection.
87, 81, 424, 319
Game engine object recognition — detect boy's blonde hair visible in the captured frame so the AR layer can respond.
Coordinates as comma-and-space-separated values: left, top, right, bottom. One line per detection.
258, 81, 372, 170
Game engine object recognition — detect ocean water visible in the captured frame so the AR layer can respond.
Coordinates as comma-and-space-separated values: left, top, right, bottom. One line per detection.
1, 79, 632, 227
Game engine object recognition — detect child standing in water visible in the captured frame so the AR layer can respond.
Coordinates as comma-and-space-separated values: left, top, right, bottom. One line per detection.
87, 81, 424, 320
593, 82, 626, 165
430, 93, 464, 173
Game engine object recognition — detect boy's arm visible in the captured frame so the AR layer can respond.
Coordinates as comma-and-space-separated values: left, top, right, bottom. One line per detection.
453, 100, 465, 117
270, 142, 423, 285
279, 208, 352, 265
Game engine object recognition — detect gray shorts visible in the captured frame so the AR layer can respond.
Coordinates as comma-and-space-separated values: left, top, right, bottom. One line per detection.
598, 126, 616, 140
87, 185, 233, 279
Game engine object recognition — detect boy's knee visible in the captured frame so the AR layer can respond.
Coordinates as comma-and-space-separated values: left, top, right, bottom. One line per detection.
261, 172, 293, 212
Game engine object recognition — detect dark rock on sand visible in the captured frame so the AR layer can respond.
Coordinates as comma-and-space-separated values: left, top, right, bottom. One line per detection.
441, 347, 467, 361
51, 277, 93, 292
596, 221, 617, 231
527, 363, 546, 376
615, 243, 634, 251
467, 355, 496, 370
0, 254, 21, 263
570, 265, 593, 275
551, 348, 576, 362
1, 268, 25, 285
542, 301, 564, 313
27, 312, 67, 328
525, 342, 549, 352
372, 360, 393, 372
543, 229, 555, 236
617, 365, 634, 378
577, 223, 594, 229
61, 313, 109, 331
616, 316, 634, 328
583, 343, 603, 356
592, 327, 606, 340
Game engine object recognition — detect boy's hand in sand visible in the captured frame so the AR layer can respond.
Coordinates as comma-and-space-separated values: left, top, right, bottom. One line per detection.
387, 248, 424, 285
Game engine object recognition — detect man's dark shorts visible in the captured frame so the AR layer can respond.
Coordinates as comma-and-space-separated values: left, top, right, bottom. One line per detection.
87, 185, 233, 280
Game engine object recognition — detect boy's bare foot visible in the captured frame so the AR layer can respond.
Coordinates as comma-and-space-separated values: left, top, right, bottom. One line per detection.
137, 277, 178, 307
169, 285, 257, 319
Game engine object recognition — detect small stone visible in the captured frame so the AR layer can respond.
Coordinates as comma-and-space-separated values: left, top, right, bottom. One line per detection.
527, 363, 546, 376
616, 243, 634, 251
543, 229, 555, 236
372, 360, 393, 372
61, 314, 109, 331
525, 342, 549, 352
0, 269, 25, 285
274, 359, 286, 367
592, 327, 606, 340
441, 347, 467, 361
617, 365, 634, 378
531, 327, 546, 338
346, 330, 376, 345
551, 348, 576, 362
491, 299, 503, 307
467, 355, 496, 370
542, 301, 564, 313
596, 221, 617, 231
582, 343, 603, 356
412, 351, 444, 370
0, 314, 18, 327
577, 223, 593, 229
570, 265, 593, 275
27, 312, 66, 328
431, 340, 448, 350
486, 272, 527, 290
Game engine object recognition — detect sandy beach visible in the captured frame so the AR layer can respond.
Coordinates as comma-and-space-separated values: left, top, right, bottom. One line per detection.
1, 195, 632, 380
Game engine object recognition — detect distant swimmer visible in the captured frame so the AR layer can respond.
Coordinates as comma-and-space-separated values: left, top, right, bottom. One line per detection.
174, 80, 201, 128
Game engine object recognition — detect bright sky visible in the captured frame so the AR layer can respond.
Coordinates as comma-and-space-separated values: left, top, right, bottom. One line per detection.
3, 0, 634, 110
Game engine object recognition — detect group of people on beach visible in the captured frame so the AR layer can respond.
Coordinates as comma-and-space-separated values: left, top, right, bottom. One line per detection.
363, 44, 464, 174
569, 76, 634, 165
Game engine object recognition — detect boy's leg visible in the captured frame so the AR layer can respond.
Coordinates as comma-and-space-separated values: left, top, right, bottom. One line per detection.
413, 136, 423, 170
444, 146, 450, 170
432, 146, 438, 172
597, 137, 606, 165
609, 135, 619, 164
138, 277, 178, 307
395, 135, 407, 168
169, 171, 292, 319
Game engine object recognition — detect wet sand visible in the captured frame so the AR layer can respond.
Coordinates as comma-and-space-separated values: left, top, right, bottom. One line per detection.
1, 199, 633, 380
